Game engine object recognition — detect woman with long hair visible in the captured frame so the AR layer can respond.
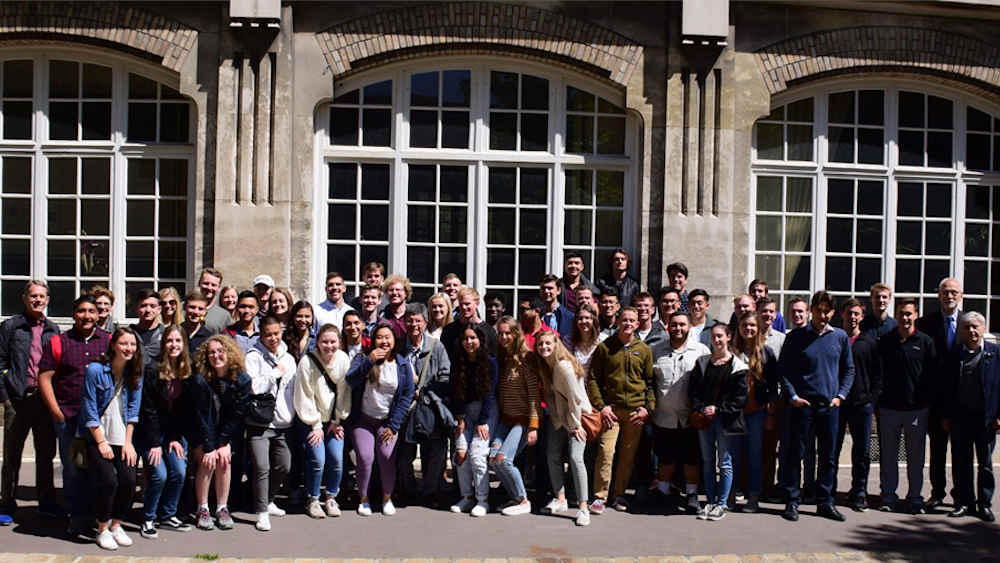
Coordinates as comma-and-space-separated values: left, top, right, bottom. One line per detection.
80, 328, 144, 550
568, 304, 605, 372
294, 324, 352, 518
449, 324, 499, 517
158, 287, 183, 326
531, 330, 593, 527
187, 335, 251, 531
284, 300, 316, 362
346, 325, 415, 516
137, 325, 194, 538
489, 316, 539, 515
732, 311, 778, 513
426, 292, 453, 339
269, 287, 294, 329
688, 322, 749, 522
218, 285, 239, 321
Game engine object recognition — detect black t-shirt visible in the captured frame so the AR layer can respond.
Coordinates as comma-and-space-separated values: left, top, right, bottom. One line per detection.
877, 330, 936, 410
440, 319, 498, 364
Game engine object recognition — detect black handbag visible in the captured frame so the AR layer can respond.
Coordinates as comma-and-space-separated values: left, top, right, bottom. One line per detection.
246, 350, 284, 426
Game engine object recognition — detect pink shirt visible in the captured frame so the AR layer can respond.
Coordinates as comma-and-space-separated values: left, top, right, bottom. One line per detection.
27, 316, 45, 388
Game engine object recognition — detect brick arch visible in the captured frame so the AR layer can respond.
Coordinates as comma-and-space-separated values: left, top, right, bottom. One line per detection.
0, 3, 197, 72
315, 2, 643, 86
755, 26, 1000, 95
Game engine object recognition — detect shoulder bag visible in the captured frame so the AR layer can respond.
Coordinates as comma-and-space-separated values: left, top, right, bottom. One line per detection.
246, 351, 284, 426
307, 351, 339, 419
70, 371, 123, 470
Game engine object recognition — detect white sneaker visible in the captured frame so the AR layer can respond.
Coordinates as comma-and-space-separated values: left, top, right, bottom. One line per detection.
306, 498, 325, 519
357, 502, 372, 517
575, 508, 591, 526
450, 497, 475, 513
697, 503, 712, 520
255, 512, 271, 532
501, 501, 531, 516
471, 501, 488, 517
266, 502, 286, 517
110, 525, 133, 547
543, 498, 568, 514
324, 497, 341, 517
96, 529, 118, 550
382, 500, 396, 516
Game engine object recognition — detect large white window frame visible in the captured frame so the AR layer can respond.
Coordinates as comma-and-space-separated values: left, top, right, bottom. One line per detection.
312, 56, 639, 305
0, 47, 195, 321
751, 77, 1000, 325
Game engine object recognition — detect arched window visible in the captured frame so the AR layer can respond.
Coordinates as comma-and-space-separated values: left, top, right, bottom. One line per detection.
0, 51, 194, 319
752, 80, 1000, 328
316, 59, 638, 306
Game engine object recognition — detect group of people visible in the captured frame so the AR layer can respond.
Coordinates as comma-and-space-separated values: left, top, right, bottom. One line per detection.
0, 250, 997, 551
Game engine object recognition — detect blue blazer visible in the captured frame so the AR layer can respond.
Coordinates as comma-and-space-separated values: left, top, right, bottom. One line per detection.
945, 341, 1000, 427
79, 361, 143, 438
346, 353, 416, 433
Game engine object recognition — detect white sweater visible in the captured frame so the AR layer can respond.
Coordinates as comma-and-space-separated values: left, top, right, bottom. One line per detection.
245, 341, 298, 429
294, 349, 352, 430
546, 359, 593, 432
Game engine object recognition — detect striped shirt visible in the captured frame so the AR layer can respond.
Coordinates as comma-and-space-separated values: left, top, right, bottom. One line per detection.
497, 357, 541, 429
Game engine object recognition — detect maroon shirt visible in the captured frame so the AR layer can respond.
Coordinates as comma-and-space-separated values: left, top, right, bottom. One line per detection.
37, 327, 110, 418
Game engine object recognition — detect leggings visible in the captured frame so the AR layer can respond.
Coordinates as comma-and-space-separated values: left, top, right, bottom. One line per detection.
351, 413, 398, 499
87, 442, 137, 523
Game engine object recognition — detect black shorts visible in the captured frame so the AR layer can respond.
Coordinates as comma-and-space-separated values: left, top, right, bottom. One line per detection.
653, 426, 700, 466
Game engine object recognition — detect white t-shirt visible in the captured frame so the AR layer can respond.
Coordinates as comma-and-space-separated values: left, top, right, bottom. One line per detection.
362, 361, 399, 420
101, 387, 127, 446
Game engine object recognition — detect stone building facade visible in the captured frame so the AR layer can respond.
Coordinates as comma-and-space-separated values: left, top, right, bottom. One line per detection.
0, 1, 998, 326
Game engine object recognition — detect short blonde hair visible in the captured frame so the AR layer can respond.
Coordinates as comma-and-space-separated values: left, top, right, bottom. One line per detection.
382, 274, 412, 301
456, 286, 480, 303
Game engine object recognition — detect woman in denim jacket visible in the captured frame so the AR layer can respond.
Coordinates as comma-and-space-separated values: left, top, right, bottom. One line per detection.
79, 328, 144, 550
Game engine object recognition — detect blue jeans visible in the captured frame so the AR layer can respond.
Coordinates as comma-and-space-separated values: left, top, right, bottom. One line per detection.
733, 410, 766, 497
490, 422, 529, 501
698, 417, 734, 507
140, 436, 188, 521
300, 421, 345, 499
834, 402, 873, 499
53, 415, 87, 522
455, 401, 497, 501
784, 402, 839, 507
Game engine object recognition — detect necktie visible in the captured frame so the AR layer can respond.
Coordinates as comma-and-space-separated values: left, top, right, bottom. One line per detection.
946, 315, 955, 349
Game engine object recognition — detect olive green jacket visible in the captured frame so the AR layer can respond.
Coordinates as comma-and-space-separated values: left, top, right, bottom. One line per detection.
586, 335, 654, 412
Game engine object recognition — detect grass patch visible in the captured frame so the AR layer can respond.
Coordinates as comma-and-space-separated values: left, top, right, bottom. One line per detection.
194, 554, 220, 561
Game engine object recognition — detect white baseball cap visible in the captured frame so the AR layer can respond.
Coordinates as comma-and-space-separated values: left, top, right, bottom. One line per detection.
252, 274, 275, 288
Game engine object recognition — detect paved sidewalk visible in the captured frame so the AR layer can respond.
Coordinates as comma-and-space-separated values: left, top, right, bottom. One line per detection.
0, 553, 958, 562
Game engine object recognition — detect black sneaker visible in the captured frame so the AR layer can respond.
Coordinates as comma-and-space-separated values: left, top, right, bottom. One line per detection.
818, 504, 846, 522
980, 506, 995, 523
782, 503, 799, 522
849, 497, 869, 513
158, 516, 192, 532
140, 521, 158, 539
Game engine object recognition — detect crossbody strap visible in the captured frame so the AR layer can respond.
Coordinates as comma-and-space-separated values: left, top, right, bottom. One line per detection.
307, 351, 338, 394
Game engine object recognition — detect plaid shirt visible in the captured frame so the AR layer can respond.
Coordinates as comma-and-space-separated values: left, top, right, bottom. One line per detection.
37, 327, 110, 418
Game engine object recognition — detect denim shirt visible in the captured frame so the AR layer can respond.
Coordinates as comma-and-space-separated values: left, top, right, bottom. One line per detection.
79, 361, 143, 437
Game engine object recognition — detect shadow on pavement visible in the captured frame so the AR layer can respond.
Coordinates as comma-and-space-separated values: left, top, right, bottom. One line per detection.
836, 518, 998, 560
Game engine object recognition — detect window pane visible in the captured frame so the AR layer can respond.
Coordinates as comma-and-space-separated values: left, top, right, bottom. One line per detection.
855, 258, 881, 292
566, 86, 594, 112
993, 262, 1000, 295
966, 186, 991, 219
786, 178, 812, 212
899, 92, 925, 127
895, 259, 920, 293
328, 204, 355, 239
520, 169, 548, 204
519, 209, 547, 245
331, 107, 359, 145
159, 199, 187, 237
159, 159, 188, 196
755, 255, 781, 289
411, 71, 438, 107
360, 205, 389, 240
564, 210, 591, 245
518, 250, 546, 285
3, 101, 32, 139
160, 103, 189, 142
595, 210, 623, 246
521, 75, 549, 110
755, 216, 781, 251
361, 164, 389, 200
46, 281, 75, 317
787, 125, 813, 161
927, 96, 953, 129
828, 92, 854, 124
80, 239, 109, 275
825, 256, 852, 291
126, 200, 155, 236
826, 218, 852, 252
439, 206, 467, 243
828, 127, 854, 162
521, 113, 548, 151
755, 123, 782, 160
967, 108, 991, 132
488, 168, 516, 204
409, 110, 437, 148
329, 163, 356, 199
362, 109, 390, 146
440, 166, 467, 202
857, 128, 883, 164
565, 169, 592, 205
49, 158, 76, 195
439, 248, 466, 280
858, 90, 884, 126
1, 239, 29, 275
925, 183, 952, 217
48, 240, 76, 276
49, 102, 77, 140
129, 73, 157, 100
965, 260, 988, 295
897, 183, 924, 216
487, 249, 514, 285
333, 89, 358, 105
2, 157, 30, 194
4, 60, 33, 98
566, 115, 593, 153
858, 181, 883, 215
48, 200, 75, 235
926, 131, 952, 167
490, 72, 518, 109
158, 240, 186, 278
442, 70, 471, 107
967, 133, 991, 170
406, 246, 435, 283
827, 179, 853, 214
924, 222, 951, 255
488, 208, 515, 244
82, 158, 111, 194
924, 259, 950, 293
125, 241, 153, 276
787, 98, 813, 121
597, 171, 624, 206
489, 112, 516, 150
784, 256, 810, 290
128, 103, 157, 142
898, 130, 924, 166
597, 116, 625, 154
82, 64, 112, 98
441, 111, 469, 149
856, 219, 883, 254
896, 221, 922, 255
408, 164, 435, 202
1, 198, 29, 234
49, 60, 78, 98
756, 176, 781, 212
407, 206, 435, 242
784, 217, 811, 252
80, 199, 109, 236
326, 245, 355, 281
363, 81, 391, 105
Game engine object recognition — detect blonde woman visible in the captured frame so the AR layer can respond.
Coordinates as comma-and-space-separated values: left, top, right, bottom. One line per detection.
531, 330, 592, 527
426, 292, 453, 339
158, 287, 183, 326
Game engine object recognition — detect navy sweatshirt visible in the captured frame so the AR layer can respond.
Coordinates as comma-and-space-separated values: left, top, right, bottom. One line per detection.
778, 325, 855, 403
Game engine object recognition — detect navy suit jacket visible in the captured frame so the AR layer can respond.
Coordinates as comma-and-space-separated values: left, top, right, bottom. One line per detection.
944, 341, 1000, 427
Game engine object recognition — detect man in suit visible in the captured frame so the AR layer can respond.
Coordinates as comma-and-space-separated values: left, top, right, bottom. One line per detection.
915, 277, 962, 510
942, 312, 999, 522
